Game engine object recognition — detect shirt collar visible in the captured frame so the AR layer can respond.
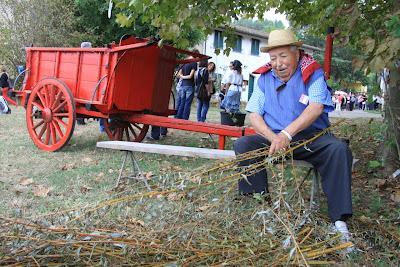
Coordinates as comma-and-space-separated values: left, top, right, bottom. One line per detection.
271, 62, 301, 84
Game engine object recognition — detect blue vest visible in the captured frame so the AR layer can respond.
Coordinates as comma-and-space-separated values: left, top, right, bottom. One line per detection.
258, 66, 330, 136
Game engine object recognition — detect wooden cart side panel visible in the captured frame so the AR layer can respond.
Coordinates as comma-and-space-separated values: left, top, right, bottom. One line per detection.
27, 51, 57, 88
112, 46, 159, 112
104, 52, 118, 112
152, 48, 176, 114
75, 51, 108, 102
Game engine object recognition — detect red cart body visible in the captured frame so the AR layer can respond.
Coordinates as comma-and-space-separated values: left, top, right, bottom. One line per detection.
24, 38, 176, 115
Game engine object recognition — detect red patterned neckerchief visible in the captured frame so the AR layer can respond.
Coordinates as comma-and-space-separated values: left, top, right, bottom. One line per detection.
252, 51, 321, 84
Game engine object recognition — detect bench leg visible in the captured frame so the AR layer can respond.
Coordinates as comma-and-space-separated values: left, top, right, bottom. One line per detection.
310, 168, 320, 209
115, 150, 151, 191
129, 151, 151, 191
116, 151, 129, 188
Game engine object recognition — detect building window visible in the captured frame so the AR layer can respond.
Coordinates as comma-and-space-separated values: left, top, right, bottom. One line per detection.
251, 38, 260, 55
214, 30, 223, 49
233, 35, 242, 52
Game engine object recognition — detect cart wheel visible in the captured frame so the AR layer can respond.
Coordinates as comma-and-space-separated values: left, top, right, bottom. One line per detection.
104, 119, 149, 142
26, 78, 76, 151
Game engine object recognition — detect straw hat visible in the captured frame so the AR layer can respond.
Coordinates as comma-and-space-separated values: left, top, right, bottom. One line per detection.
260, 29, 303, 53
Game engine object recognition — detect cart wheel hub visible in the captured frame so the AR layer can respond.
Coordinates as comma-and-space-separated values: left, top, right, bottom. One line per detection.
42, 108, 53, 122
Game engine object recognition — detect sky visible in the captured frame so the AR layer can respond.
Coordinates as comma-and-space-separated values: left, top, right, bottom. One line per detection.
264, 9, 290, 28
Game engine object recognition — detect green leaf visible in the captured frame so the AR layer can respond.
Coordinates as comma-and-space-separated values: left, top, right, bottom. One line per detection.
368, 160, 381, 169
115, 13, 132, 27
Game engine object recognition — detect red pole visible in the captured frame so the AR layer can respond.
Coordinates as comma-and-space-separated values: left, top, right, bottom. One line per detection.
323, 27, 335, 80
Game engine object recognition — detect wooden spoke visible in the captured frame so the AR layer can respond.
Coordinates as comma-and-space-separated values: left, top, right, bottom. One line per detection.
43, 85, 51, 107
52, 121, 64, 138
33, 120, 45, 130
54, 117, 68, 128
53, 112, 70, 117
36, 90, 47, 107
50, 123, 57, 145
51, 90, 63, 110
104, 120, 148, 143
37, 123, 47, 139
53, 100, 67, 113
128, 124, 138, 139
44, 124, 51, 145
32, 101, 44, 111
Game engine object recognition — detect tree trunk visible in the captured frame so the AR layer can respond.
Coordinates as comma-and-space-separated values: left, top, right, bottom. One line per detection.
383, 62, 400, 172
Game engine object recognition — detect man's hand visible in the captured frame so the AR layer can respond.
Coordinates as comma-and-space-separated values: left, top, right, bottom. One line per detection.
269, 132, 290, 156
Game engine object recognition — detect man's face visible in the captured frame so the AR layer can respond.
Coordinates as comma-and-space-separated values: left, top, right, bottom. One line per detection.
268, 46, 299, 82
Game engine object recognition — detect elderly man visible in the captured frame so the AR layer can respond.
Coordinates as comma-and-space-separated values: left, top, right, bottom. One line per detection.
234, 29, 353, 239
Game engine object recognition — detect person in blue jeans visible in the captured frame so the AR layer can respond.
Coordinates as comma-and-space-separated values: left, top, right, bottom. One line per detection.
149, 126, 168, 140
176, 49, 198, 120
195, 59, 211, 122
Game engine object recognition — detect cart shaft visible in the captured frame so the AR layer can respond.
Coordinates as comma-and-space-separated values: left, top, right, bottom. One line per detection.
123, 114, 256, 150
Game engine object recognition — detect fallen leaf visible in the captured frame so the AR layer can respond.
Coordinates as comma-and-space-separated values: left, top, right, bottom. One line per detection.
82, 157, 93, 163
390, 190, 400, 203
61, 163, 76, 170
108, 169, 114, 174
197, 205, 210, 212
19, 178, 33, 186
33, 186, 51, 197
94, 172, 104, 182
13, 185, 29, 194
128, 218, 145, 227
190, 176, 201, 183
145, 172, 153, 180
167, 192, 185, 201
80, 185, 93, 194
375, 179, 386, 188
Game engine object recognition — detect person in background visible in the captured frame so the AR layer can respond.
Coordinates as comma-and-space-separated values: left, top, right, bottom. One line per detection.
349, 93, 356, 111
176, 49, 198, 120
221, 60, 243, 113
220, 61, 233, 104
0, 68, 10, 90
77, 42, 93, 126
148, 67, 183, 140
195, 59, 211, 122
234, 29, 353, 246
207, 62, 218, 97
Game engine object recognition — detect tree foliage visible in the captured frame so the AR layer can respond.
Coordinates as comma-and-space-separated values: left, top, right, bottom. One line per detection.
113, 0, 269, 51
234, 18, 285, 32
272, 0, 399, 72
73, 0, 160, 47
0, 0, 85, 72
74, 0, 203, 49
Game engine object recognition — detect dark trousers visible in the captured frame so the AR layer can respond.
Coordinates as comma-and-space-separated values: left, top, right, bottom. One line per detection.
151, 126, 167, 139
233, 132, 353, 222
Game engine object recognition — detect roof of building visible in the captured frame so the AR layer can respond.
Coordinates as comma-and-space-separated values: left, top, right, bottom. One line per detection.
217, 25, 323, 52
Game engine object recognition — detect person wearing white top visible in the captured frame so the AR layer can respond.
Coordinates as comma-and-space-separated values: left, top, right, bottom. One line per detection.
221, 60, 243, 113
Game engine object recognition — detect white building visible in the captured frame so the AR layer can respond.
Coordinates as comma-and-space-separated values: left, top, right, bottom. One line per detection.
195, 26, 323, 101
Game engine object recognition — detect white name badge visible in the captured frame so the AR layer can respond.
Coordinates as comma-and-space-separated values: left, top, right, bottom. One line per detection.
299, 94, 309, 105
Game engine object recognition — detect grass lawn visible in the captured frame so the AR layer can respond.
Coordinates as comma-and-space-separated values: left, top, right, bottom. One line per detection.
0, 104, 399, 265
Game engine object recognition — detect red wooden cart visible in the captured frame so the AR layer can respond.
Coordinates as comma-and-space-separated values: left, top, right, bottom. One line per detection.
3, 28, 334, 152
2, 36, 256, 151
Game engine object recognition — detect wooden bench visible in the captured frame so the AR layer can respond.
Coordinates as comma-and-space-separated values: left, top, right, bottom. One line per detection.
96, 141, 333, 208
